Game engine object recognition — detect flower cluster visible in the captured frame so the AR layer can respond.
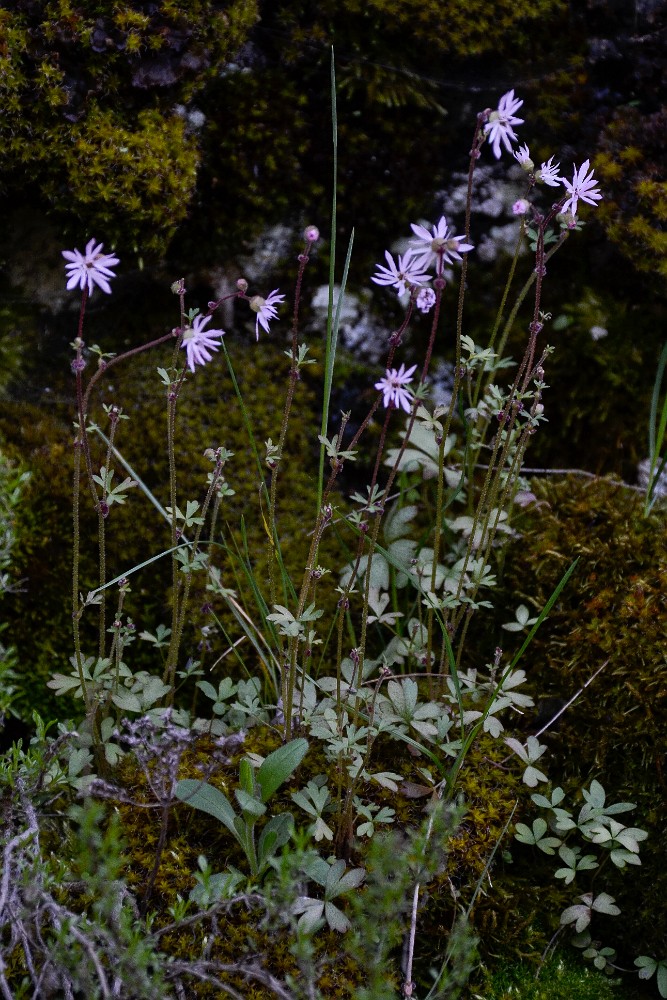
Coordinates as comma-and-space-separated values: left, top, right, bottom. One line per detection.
484, 91, 602, 222
63, 240, 287, 373
371, 216, 473, 309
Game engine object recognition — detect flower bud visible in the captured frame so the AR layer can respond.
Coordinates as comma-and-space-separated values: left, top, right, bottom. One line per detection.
236, 278, 248, 294
303, 225, 320, 242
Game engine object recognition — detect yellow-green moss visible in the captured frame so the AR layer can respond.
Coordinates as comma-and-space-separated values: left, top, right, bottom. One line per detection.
500, 475, 667, 958
0, 1, 259, 254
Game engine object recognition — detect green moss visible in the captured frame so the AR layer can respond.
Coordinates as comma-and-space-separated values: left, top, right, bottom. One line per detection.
500, 475, 667, 959
595, 106, 667, 280
478, 949, 637, 1000
0, 1, 259, 254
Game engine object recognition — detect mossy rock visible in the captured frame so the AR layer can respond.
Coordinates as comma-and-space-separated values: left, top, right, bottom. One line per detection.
0, 1, 258, 254
499, 475, 667, 960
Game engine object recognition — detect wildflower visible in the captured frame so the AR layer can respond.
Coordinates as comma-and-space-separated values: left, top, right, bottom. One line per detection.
375, 363, 418, 412
249, 289, 285, 340
561, 160, 602, 216
416, 288, 437, 313
62, 239, 119, 295
484, 89, 524, 159
512, 199, 530, 216
409, 217, 474, 272
371, 249, 430, 297
180, 314, 225, 372
536, 156, 563, 188
513, 144, 534, 171
303, 225, 320, 242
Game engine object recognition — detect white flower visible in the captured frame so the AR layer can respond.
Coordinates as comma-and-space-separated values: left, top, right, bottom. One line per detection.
62, 239, 119, 295
561, 160, 602, 216
512, 199, 530, 216
249, 289, 285, 340
409, 216, 474, 272
513, 144, 534, 170
375, 363, 418, 412
416, 288, 437, 313
484, 89, 524, 159
371, 249, 430, 297
180, 314, 225, 372
536, 156, 563, 188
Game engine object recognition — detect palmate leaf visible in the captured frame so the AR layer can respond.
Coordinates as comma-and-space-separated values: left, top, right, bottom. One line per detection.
635, 957, 667, 998
514, 818, 561, 854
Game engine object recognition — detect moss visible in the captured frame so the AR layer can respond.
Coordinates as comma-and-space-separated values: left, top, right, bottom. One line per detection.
0, 1, 258, 254
595, 106, 667, 279
499, 475, 667, 960
478, 948, 639, 1000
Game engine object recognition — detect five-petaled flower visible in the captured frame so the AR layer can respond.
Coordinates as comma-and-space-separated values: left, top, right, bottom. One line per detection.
561, 159, 602, 217
372, 249, 430, 297
484, 89, 524, 159
180, 314, 225, 372
409, 217, 474, 273
63, 239, 119, 295
513, 144, 534, 171
537, 156, 563, 188
375, 363, 418, 412
249, 289, 285, 340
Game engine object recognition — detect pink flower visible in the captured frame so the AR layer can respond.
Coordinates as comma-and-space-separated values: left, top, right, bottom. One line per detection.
375, 363, 418, 412
416, 288, 437, 313
561, 160, 602, 216
372, 249, 430, 297
512, 199, 530, 216
63, 239, 119, 295
409, 216, 474, 272
513, 144, 534, 170
537, 156, 563, 188
484, 90, 524, 159
249, 289, 285, 339
181, 314, 225, 372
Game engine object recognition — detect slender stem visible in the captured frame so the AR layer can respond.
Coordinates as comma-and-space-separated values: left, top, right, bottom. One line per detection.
72, 291, 90, 710
163, 287, 188, 693
268, 250, 310, 611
